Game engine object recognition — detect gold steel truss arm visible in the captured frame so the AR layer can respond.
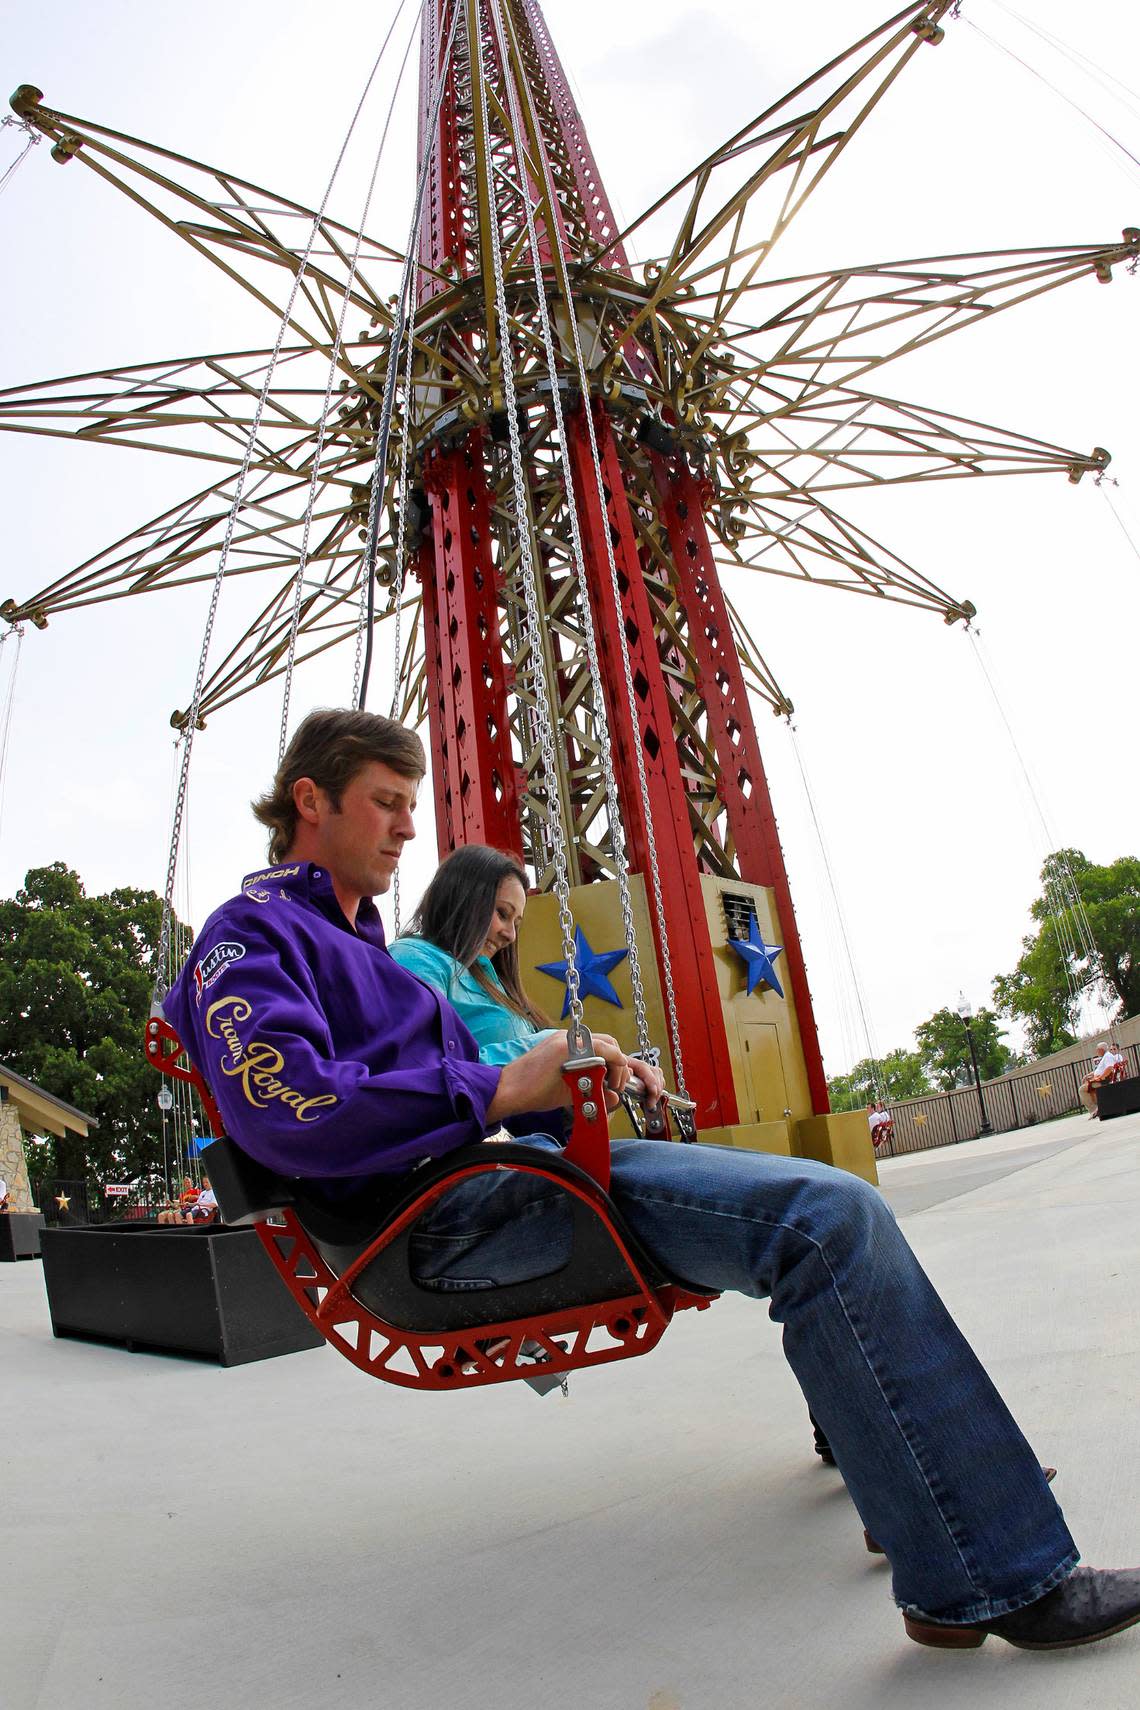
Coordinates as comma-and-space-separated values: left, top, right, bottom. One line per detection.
0, 349, 337, 468
0, 461, 368, 624
594, 2, 954, 355
716, 387, 1111, 500
178, 582, 419, 729
8, 85, 404, 376
698, 238, 1140, 424
713, 486, 974, 622
723, 597, 795, 718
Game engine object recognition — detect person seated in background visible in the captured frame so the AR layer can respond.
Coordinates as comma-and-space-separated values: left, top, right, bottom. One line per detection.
0, 1175, 9, 1212
190, 1177, 219, 1222
1081, 1041, 1125, 1117
871, 1100, 894, 1150
157, 1176, 199, 1225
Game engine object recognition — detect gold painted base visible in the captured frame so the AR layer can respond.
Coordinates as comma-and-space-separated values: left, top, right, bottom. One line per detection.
796, 1113, 879, 1185
696, 1119, 795, 1157
693, 1113, 878, 1185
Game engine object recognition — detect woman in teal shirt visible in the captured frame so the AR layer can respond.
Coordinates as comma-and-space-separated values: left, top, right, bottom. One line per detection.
388, 845, 557, 1066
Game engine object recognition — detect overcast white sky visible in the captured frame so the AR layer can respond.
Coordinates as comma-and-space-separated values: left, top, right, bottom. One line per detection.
1, 0, 1138, 1078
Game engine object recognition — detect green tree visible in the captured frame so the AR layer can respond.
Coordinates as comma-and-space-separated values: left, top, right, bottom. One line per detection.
993, 850, 1140, 1056
0, 864, 191, 1186
828, 1047, 930, 1111
914, 1006, 1019, 1092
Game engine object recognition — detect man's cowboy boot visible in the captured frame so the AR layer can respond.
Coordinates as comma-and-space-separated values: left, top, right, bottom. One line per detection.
903, 1566, 1140, 1650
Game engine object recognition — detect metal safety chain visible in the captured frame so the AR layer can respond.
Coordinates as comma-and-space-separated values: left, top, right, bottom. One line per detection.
355, 0, 462, 710
0, 114, 41, 197
152, 4, 418, 1003
278, 0, 421, 762
473, 6, 585, 1041
488, 0, 689, 1095
486, 0, 652, 1060
0, 624, 24, 849
387, 262, 419, 723
385, 261, 420, 944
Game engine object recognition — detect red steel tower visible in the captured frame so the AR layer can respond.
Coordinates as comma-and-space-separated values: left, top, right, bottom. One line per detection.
407, 0, 841, 1144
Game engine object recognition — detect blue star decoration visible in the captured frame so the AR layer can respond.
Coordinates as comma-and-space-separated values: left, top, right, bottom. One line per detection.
728, 916, 785, 998
536, 925, 629, 1017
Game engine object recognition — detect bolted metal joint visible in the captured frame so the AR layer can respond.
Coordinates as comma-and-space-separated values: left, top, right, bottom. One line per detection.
50, 133, 83, 165
9, 85, 44, 117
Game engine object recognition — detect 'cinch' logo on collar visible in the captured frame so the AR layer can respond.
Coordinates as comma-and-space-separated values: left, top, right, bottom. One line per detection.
243, 864, 302, 889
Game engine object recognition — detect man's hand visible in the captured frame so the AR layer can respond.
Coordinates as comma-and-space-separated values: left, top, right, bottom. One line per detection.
486, 1030, 654, 1125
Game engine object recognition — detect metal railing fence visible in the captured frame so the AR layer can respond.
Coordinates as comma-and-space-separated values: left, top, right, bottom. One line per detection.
872, 1045, 1140, 1158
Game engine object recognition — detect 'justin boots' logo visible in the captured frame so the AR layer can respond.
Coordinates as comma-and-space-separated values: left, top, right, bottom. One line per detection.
193, 940, 245, 1004
205, 995, 338, 1122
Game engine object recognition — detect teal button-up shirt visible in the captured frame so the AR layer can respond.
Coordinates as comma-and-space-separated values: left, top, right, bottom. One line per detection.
388, 935, 557, 1065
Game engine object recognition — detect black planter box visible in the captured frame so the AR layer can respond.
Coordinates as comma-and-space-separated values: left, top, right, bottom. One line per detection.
0, 1212, 46, 1261
1097, 1077, 1140, 1121
40, 1222, 325, 1366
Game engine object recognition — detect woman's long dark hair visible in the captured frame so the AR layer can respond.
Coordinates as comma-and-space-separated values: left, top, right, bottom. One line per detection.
403, 845, 550, 1029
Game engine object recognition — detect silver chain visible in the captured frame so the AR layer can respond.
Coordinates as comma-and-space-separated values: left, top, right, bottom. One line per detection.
153, 3, 417, 1001
487, 0, 688, 1093
486, 0, 652, 1058
474, 6, 584, 1035
0, 115, 41, 197
354, 0, 460, 710
279, 0, 420, 761
388, 280, 418, 721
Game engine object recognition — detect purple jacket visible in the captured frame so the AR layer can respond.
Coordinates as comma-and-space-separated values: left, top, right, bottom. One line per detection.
165, 862, 503, 1185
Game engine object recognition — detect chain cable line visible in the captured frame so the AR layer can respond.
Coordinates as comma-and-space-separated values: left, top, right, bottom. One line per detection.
355, 0, 462, 711
472, 5, 588, 1043
0, 115, 41, 195
278, 0, 421, 763
0, 625, 24, 850
785, 715, 886, 1104
487, 0, 691, 1091
386, 251, 419, 729
964, 625, 1115, 1034
484, 0, 656, 1064
1098, 475, 1140, 569
383, 233, 421, 943
152, 1, 419, 1006
959, 5, 1140, 189
985, 0, 1140, 122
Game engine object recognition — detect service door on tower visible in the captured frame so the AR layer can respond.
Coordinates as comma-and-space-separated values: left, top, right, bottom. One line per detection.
742, 1022, 790, 1123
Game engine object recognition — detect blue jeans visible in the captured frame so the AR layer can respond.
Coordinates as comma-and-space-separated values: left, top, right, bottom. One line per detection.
410, 1136, 1077, 1621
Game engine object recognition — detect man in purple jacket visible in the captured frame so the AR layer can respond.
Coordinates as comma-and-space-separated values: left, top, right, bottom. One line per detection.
167, 707, 1140, 1655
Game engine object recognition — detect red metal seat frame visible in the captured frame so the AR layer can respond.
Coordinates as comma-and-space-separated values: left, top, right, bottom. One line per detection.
145, 1016, 717, 1392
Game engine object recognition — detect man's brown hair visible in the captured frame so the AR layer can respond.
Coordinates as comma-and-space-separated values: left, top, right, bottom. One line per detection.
253, 707, 426, 862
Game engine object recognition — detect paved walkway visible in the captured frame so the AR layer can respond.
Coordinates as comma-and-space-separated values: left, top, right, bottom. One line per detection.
3, 1110, 1139, 1710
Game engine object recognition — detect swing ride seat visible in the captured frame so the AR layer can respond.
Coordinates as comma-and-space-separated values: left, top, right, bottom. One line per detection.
1096, 1059, 1140, 1122
145, 1016, 719, 1393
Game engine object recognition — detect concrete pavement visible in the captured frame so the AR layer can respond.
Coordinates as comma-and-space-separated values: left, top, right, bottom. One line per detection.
3, 1108, 1138, 1710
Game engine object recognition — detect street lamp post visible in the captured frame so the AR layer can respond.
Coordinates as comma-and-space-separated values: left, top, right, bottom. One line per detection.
957, 994, 993, 1137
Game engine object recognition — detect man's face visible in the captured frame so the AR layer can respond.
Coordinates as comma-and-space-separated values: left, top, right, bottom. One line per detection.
304, 760, 418, 899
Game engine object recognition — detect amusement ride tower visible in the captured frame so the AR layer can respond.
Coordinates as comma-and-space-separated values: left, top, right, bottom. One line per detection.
4, 0, 1135, 1161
